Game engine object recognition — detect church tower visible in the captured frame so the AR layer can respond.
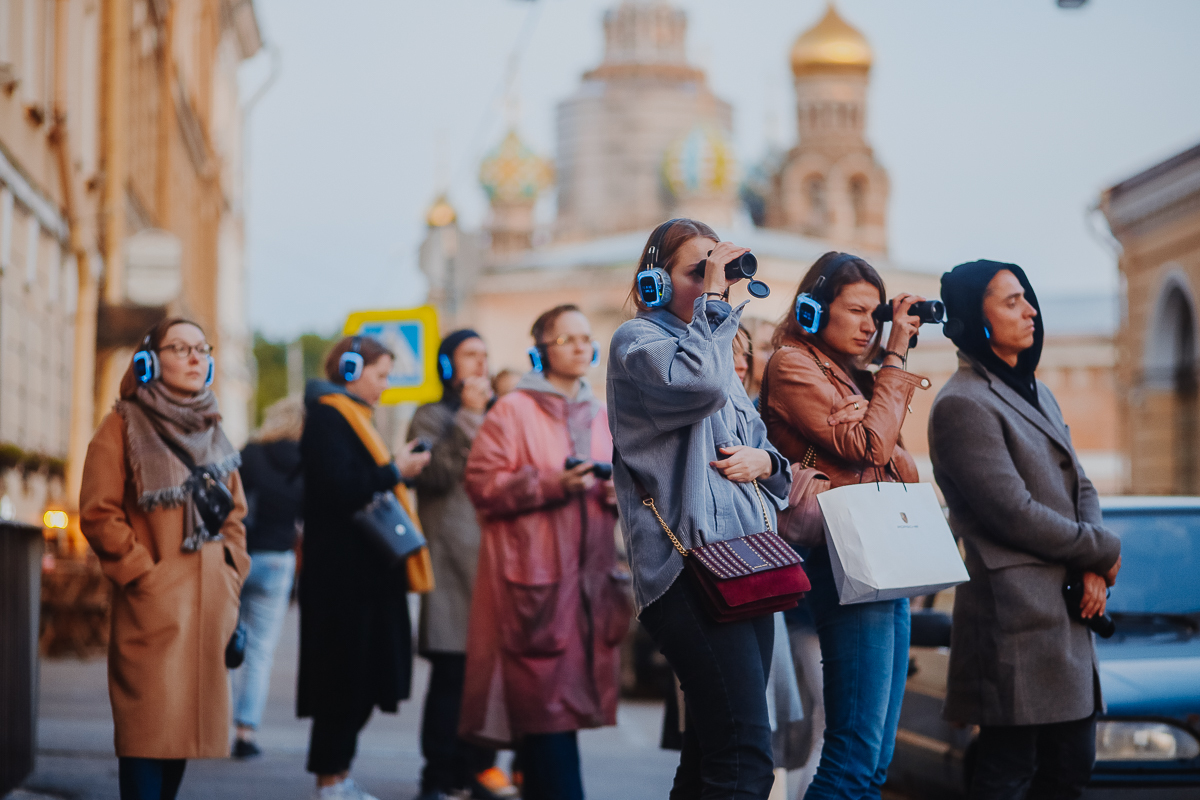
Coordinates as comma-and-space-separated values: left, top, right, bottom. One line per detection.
554, 1, 734, 240
765, 3, 889, 253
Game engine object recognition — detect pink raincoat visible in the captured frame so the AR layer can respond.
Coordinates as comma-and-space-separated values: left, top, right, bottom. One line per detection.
459, 373, 632, 746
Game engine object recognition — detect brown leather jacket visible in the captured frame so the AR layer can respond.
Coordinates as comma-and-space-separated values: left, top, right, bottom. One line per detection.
762, 333, 930, 488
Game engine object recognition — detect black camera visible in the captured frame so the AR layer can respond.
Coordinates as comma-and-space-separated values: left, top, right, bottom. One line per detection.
873, 299, 946, 325
1062, 574, 1116, 638
565, 457, 613, 481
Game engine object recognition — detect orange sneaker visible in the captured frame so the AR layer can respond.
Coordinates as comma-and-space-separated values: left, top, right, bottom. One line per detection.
475, 766, 519, 798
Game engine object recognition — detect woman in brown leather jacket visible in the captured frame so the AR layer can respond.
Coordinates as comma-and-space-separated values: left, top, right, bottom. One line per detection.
761, 252, 930, 800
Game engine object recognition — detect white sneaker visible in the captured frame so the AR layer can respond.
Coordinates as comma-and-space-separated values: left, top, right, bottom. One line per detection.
312, 778, 380, 800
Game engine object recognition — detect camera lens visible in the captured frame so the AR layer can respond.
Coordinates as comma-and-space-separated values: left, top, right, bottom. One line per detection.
724, 252, 757, 280
873, 299, 945, 324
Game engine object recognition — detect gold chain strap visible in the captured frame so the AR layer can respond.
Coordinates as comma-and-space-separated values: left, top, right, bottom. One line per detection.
643, 479, 773, 558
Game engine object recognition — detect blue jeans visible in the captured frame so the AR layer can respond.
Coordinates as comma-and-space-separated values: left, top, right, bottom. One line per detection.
231, 550, 296, 730
802, 546, 910, 800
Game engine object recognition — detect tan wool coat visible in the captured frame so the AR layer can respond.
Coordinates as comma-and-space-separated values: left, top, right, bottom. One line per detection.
80, 411, 250, 759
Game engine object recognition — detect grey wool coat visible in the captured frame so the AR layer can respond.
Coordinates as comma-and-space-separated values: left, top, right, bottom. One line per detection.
929, 353, 1121, 727
408, 400, 487, 654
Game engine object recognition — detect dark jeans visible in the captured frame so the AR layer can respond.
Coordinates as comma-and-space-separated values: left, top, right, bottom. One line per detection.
306, 700, 374, 775
640, 574, 776, 800
118, 758, 186, 800
518, 731, 584, 800
970, 715, 1097, 800
420, 651, 497, 792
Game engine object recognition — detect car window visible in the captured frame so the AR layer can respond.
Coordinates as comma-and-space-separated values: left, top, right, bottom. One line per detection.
1101, 510, 1200, 615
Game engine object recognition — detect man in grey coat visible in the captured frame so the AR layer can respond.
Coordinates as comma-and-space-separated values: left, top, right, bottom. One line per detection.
929, 261, 1122, 800
408, 330, 513, 800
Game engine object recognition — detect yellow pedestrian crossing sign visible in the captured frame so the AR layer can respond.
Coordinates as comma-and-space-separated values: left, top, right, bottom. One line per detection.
342, 305, 443, 404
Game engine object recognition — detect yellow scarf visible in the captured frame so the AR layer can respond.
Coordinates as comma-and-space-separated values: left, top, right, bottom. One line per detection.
319, 393, 435, 594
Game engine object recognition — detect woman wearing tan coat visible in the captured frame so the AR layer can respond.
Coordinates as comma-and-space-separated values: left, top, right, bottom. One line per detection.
80, 318, 248, 800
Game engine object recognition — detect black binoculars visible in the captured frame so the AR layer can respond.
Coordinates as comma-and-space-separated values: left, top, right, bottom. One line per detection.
565, 457, 613, 481
699, 251, 771, 299
873, 299, 946, 324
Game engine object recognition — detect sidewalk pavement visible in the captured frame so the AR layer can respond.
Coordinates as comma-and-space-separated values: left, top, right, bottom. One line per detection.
14, 605, 681, 800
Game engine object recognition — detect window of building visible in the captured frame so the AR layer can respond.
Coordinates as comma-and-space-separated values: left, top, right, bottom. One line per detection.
806, 175, 827, 231
849, 175, 867, 228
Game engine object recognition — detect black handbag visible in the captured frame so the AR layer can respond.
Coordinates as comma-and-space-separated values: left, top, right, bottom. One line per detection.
225, 621, 247, 668
160, 437, 236, 537
352, 491, 427, 570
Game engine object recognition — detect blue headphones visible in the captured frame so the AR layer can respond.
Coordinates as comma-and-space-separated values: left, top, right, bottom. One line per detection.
794, 253, 859, 334
527, 340, 601, 373
133, 333, 215, 386
438, 354, 454, 381
635, 219, 684, 309
339, 336, 364, 382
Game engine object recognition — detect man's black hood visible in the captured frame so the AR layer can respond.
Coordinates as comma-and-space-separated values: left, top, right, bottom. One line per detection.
941, 260, 1044, 407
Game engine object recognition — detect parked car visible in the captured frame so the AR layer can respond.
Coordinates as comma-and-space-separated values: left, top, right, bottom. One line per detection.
888, 496, 1200, 799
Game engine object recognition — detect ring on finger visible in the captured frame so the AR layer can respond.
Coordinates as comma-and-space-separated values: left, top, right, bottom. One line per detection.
853, 402, 860, 410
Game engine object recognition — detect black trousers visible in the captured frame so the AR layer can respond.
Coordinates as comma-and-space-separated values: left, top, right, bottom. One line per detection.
306, 699, 375, 775
639, 574, 776, 800
518, 731, 584, 800
420, 651, 497, 792
970, 714, 1097, 800
118, 757, 186, 800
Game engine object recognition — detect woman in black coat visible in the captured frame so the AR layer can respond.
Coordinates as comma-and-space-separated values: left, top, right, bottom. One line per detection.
297, 336, 430, 800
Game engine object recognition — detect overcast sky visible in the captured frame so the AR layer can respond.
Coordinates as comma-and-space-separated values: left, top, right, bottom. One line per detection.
241, 0, 1200, 339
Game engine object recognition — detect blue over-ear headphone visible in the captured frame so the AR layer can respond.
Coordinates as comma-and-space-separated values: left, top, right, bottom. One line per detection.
635, 219, 684, 309
527, 340, 601, 373
438, 353, 454, 382
794, 253, 859, 334
340, 336, 364, 382
133, 333, 215, 386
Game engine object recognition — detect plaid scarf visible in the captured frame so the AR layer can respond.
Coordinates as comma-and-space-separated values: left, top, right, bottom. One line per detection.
115, 382, 240, 551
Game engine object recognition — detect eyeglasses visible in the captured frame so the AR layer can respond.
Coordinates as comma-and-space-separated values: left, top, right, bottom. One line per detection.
159, 343, 213, 359
543, 334, 595, 348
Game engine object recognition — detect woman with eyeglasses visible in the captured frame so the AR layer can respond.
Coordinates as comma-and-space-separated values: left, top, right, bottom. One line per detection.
80, 318, 248, 800
460, 304, 632, 800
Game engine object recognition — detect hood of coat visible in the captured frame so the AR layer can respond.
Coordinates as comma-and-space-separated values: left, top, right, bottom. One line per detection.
515, 370, 602, 460
941, 259, 1044, 407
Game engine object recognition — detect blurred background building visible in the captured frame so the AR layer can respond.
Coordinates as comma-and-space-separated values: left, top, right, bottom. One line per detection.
1102, 142, 1200, 495
420, 0, 1125, 492
0, 0, 260, 553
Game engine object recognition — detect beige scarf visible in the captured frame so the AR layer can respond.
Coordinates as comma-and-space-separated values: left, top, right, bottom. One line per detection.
115, 382, 240, 551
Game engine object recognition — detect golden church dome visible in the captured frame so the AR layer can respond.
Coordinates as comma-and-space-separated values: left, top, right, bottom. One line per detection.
426, 195, 457, 228
790, 3, 872, 76
662, 124, 737, 199
479, 130, 554, 205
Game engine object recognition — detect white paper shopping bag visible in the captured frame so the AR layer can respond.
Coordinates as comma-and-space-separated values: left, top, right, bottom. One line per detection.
817, 482, 968, 605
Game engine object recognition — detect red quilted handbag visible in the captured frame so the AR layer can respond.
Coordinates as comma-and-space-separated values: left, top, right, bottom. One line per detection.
642, 480, 810, 623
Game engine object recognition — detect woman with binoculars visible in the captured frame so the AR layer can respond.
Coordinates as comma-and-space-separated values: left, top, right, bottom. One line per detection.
609, 218, 792, 799
761, 251, 932, 800
460, 304, 631, 800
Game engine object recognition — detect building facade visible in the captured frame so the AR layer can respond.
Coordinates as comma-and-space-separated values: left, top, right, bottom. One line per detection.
419, 0, 1124, 492
1102, 142, 1200, 495
0, 0, 260, 528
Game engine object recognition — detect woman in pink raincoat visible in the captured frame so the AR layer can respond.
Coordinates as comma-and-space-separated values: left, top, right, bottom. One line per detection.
460, 304, 632, 800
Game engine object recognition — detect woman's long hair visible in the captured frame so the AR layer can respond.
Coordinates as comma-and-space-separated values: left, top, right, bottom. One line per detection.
626, 218, 720, 314
118, 317, 207, 400
773, 252, 887, 375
